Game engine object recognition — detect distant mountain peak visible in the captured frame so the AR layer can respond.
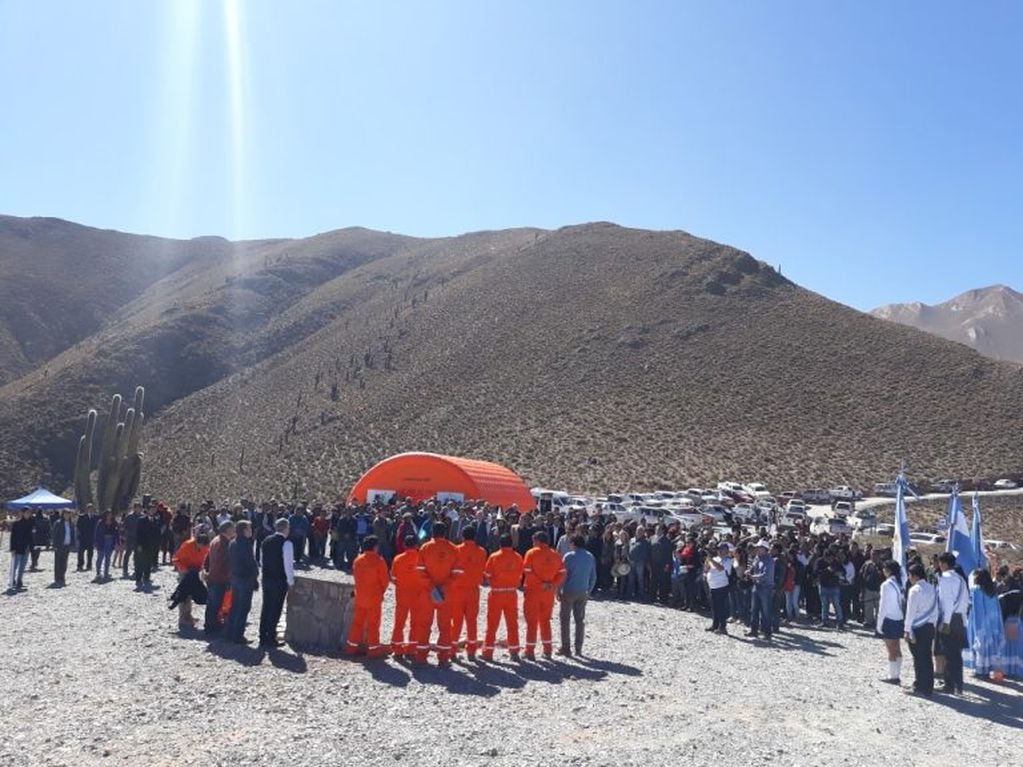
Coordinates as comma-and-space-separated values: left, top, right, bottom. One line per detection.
872, 284, 1023, 364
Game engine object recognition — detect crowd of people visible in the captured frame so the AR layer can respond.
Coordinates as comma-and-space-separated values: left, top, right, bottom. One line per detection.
4, 496, 1022, 686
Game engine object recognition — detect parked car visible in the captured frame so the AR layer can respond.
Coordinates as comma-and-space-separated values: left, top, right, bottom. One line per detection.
831, 501, 854, 518
785, 499, 807, 515
802, 488, 832, 505
742, 482, 771, 499
811, 518, 852, 536
994, 479, 1019, 489
668, 511, 706, 530
701, 505, 730, 524
828, 485, 861, 501
908, 532, 946, 546
929, 479, 958, 493
873, 523, 895, 537
730, 503, 756, 523
721, 488, 754, 505
849, 511, 877, 530
873, 482, 897, 498
777, 511, 806, 529
985, 540, 1020, 552
717, 481, 744, 494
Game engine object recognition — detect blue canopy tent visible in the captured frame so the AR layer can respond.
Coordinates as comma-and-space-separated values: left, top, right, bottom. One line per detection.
6, 487, 75, 510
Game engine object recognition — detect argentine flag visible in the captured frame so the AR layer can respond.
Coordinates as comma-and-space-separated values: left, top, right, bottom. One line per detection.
970, 493, 987, 574
945, 491, 977, 576
891, 474, 912, 586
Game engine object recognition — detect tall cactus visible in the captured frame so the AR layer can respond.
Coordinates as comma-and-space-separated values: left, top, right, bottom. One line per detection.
75, 386, 145, 512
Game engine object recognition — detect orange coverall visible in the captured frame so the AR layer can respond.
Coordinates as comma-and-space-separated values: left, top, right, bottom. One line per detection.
417, 536, 458, 662
345, 549, 390, 657
449, 539, 488, 657
390, 547, 430, 655
482, 545, 524, 659
522, 543, 567, 656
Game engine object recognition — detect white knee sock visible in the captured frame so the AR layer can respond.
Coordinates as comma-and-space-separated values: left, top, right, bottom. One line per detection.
889, 658, 902, 680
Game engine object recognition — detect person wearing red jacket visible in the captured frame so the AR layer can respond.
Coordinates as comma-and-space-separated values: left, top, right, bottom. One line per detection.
344, 535, 390, 658
416, 523, 458, 665
482, 533, 524, 661
390, 535, 430, 656
522, 530, 567, 659
449, 526, 488, 659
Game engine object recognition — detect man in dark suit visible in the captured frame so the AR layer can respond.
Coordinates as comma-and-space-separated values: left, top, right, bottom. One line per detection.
259, 518, 295, 647
76, 505, 97, 571
134, 508, 161, 590
51, 509, 76, 586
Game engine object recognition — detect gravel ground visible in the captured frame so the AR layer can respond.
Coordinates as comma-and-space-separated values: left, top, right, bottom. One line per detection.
2, 549, 1020, 767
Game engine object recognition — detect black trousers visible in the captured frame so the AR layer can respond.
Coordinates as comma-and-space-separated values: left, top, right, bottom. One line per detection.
54, 546, 70, 583
650, 565, 671, 602
259, 579, 288, 643
909, 623, 935, 695
77, 544, 94, 571
941, 618, 967, 691
135, 545, 152, 584
122, 539, 135, 576
710, 586, 730, 631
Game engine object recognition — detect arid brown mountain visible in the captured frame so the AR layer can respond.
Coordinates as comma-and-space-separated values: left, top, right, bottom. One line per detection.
872, 285, 1023, 364
2, 216, 1023, 501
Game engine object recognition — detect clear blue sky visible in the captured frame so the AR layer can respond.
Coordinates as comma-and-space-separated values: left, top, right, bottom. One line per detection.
1, 1, 1020, 310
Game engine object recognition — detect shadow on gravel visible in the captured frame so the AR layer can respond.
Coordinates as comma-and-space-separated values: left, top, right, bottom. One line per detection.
410, 662, 503, 697
366, 661, 412, 688
266, 647, 308, 673
205, 641, 267, 668
728, 632, 841, 657
574, 657, 642, 677
927, 683, 1023, 729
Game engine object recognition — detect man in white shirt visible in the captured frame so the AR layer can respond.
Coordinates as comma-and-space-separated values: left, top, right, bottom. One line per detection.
705, 542, 734, 635
258, 518, 295, 648
903, 563, 939, 697
935, 552, 969, 695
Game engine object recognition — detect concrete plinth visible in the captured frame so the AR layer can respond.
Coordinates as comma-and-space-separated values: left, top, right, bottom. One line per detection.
285, 569, 355, 650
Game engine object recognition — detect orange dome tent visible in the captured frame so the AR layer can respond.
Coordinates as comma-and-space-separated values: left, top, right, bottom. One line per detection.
347, 452, 535, 511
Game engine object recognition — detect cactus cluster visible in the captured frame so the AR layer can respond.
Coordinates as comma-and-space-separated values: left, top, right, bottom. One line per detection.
72, 386, 145, 513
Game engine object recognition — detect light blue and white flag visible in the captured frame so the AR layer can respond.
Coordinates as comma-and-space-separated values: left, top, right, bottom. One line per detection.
970, 493, 987, 574
946, 490, 977, 576
891, 473, 912, 586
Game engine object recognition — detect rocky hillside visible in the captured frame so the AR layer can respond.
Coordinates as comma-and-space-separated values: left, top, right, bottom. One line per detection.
873, 285, 1023, 364
2, 217, 1023, 501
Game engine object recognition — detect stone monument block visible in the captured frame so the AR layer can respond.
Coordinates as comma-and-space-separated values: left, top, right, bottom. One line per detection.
285, 569, 354, 650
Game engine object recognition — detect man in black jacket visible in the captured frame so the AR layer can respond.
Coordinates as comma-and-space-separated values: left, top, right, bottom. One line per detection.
7, 509, 34, 593
51, 509, 76, 586
29, 510, 50, 571
259, 518, 295, 647
76, 505, 97, 571
226, 520, 258, 644
121, 504, 141, 579
134, 508, 161, 590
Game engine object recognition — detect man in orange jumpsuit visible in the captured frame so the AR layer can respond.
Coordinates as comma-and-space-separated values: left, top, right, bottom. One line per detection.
416, 523, 458, 665
449, 526, 488, 660
482, 533, 524, 661
344, 535, 390, 658
390, 534, 430, 656
522, 530, 567, 659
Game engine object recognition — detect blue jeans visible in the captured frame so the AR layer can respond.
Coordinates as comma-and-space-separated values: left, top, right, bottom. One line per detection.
750, 587, 774, 636
96, 537, 115, 578
8, 552, 28, 590
732, 585, 751, 623
627, 562, 648, 600
785, 585, 801, 620
820, 586, 843, 626
226, 582, 254, 642
205, 582, 228, 634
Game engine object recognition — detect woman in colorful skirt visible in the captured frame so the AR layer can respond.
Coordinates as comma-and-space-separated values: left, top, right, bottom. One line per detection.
968, 569, 1006, 679
996, 564, 1022, 679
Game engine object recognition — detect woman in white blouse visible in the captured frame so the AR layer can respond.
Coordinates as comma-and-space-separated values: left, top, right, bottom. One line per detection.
876, 560, 905, 685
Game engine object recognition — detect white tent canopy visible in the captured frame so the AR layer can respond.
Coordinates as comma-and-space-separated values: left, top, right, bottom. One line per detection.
6, 487, 75, 509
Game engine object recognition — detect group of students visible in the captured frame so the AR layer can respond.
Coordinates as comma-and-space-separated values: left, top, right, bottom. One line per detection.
875, 551, 1021, 697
